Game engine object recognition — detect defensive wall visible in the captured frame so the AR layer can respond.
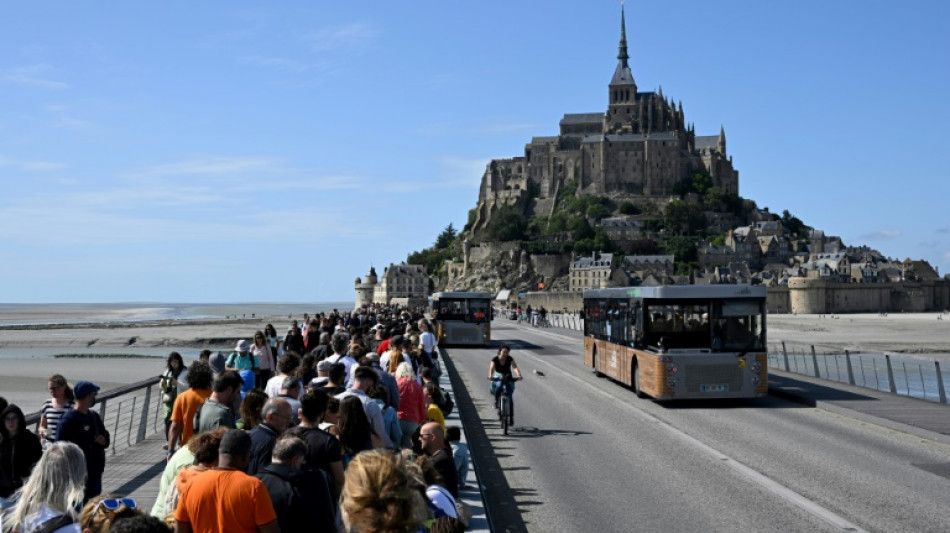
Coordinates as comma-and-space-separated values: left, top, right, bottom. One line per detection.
518, 280, 949, 315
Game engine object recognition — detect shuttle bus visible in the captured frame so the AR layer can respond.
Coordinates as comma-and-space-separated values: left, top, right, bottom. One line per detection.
583, 285, 768, 400
431, 291, 492, 346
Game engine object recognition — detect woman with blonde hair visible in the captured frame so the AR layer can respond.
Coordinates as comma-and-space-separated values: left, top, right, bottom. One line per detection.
341, 449, 427, 533
3, 441, 86, 533
395, 362, 425, 449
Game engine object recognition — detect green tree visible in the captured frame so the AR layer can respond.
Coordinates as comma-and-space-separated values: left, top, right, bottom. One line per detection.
663, 236, 698, 263
569, 217, 595, 240
434, 223, 457, 249
663, 200, 707, 235
781, 209, 811, 239
484, 206, 528, 242
619, 201, 640, 215
586, 203, 611, 220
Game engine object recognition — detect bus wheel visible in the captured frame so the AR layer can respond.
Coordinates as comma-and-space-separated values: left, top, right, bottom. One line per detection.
633, 363, 647, 398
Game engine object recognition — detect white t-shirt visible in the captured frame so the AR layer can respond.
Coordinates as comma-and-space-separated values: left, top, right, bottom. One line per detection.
420, 331, 437, 354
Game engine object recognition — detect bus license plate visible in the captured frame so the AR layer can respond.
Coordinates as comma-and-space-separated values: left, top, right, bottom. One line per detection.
700, 384, 729, 392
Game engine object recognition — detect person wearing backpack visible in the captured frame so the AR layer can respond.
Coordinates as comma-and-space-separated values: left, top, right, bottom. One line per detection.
420, 368, 453, 417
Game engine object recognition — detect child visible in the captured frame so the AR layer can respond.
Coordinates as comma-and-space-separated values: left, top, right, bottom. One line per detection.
446, 425, 469, 491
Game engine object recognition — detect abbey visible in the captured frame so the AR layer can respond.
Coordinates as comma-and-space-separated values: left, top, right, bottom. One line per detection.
472, 7, 738, 231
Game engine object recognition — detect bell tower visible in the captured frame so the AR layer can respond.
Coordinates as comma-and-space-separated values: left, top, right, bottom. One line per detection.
606, 4, 638, 134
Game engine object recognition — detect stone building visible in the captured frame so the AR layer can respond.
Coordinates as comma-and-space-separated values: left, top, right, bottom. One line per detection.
354, 266, 378, 309
471, 6, 739, 233
569, 252, 615, 292
354, 263, 430, 307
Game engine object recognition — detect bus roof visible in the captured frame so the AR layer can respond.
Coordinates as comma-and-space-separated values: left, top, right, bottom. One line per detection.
432, 291, 493, 299
583, 284, 766, 300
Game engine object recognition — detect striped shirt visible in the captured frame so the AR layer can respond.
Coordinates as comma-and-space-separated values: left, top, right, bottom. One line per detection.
41, 399, 72, 442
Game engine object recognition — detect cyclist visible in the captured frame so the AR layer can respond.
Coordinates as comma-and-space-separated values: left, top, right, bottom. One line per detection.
487, 345, 522, 425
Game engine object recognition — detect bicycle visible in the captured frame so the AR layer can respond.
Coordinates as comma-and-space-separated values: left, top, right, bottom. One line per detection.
489, 373, 520, 435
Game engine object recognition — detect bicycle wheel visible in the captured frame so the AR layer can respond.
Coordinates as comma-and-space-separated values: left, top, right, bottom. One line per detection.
500, 394, 509, 435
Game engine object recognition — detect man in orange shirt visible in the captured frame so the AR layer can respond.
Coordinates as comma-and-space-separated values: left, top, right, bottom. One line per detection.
174, 429, 279, 533
167, 362, 213, 458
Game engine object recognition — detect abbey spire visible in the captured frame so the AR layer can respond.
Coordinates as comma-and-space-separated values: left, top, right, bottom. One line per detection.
609, 3, 637, 112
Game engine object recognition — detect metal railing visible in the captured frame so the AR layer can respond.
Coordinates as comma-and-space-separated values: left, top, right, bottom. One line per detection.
499, 309, 585, 331
768, 343, 948, 404
25, 376, 164, 455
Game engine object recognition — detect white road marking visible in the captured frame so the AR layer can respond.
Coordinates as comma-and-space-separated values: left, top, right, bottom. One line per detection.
512, 339, 868, 533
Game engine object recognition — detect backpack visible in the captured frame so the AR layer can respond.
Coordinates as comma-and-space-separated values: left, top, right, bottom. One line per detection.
438, 389, 454, 417
31, 514, 75, 533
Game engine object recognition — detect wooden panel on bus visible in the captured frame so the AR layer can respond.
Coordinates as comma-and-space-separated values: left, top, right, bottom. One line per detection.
583, 337, 596, 368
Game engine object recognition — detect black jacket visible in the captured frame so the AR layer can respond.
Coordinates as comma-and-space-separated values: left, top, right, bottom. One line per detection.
246, 423, 280, 477
0, 405, 43, 498
256, 463, 336, 533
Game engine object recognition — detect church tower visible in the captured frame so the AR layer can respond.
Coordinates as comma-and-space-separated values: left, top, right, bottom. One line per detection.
606, 4, 637, 134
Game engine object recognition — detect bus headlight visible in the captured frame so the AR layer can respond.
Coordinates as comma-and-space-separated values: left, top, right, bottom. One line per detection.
666, 363, 678, 374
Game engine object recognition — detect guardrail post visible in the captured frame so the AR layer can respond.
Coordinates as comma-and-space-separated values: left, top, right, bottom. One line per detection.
782, 342, 790, 371
138, 386, 151, 443
811, 345, 820, 378
845, 350, 855, 385
936, 362, 947, 404
885, 354, 897, 394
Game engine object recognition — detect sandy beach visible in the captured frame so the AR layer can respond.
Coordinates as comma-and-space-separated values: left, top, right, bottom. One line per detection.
2, 310, 949, 413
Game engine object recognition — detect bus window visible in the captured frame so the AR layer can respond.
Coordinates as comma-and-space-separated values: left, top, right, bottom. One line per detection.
469, 299, 490, 323
436, 299, 468, 321
643, 302, 711, 350
713, 299, 765, 351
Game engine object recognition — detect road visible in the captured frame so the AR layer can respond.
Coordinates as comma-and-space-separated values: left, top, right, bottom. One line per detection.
442, 321, 950, 533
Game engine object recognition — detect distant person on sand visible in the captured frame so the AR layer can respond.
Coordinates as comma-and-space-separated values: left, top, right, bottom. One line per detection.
39, 374, 74, 444
56, 380, 110, 501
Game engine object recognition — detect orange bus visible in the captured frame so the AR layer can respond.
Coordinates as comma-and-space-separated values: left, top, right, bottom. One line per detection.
583, 285, 768, 400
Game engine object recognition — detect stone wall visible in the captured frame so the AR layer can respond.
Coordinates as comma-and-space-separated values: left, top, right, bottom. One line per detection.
467, 242, 522, 265
781, 278, 950, 314
523, 290, 583, 312
531, 254, 571, 281
766, 286, 790, 314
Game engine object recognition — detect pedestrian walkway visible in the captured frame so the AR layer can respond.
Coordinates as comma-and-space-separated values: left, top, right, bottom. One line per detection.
97, 371, 490, 532
768, 369, 950, 445
101, 433, 166, 510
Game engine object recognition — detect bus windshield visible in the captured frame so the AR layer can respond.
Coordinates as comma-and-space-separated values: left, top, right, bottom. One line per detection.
711, 299, 765, 352
436, 298, 490, 322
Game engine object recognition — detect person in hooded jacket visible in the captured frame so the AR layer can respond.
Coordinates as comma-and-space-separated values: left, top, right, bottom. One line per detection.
0, 403, 43, 499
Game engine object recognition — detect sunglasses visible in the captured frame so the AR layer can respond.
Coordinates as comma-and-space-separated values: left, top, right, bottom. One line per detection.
86, 497, 137, 527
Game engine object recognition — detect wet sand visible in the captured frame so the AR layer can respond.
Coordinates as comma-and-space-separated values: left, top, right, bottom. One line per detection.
2, 311, 949, 412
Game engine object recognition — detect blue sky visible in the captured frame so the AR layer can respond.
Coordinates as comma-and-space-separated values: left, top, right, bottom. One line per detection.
2, 1, 948, 303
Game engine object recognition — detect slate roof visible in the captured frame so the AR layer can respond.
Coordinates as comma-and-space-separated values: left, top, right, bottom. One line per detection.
582, 132, 679, 144
560, 113, 603, 125
695, 136, 719, 150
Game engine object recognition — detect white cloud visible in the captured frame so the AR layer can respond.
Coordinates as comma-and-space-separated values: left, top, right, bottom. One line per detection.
859, 229, 902, 241
0, 155, 66, 171
0, 64, 69, 90
302, 22, 376, 53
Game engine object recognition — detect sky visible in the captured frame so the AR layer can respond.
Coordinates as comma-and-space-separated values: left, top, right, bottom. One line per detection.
2, 1, 948, 303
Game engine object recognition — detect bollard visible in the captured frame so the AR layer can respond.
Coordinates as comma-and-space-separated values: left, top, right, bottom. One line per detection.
845, 350, 855, 385
811, 345, 820, 378
885, 354, 897, 394
782, 341, 790, 372
936, 362, 947, 404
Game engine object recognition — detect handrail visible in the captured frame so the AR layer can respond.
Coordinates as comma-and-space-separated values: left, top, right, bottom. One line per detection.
24, 375, 166, 455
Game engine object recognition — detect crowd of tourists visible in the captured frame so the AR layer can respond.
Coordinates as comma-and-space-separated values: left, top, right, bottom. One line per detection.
0, 306, 472, 533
